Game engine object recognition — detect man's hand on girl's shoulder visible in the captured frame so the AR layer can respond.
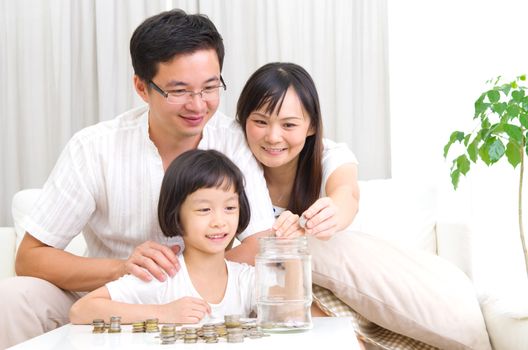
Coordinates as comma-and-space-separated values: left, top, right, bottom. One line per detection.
125, 241, 181, 282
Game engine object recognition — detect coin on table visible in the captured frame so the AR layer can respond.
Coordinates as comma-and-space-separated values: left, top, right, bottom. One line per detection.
92, 319, 106, 333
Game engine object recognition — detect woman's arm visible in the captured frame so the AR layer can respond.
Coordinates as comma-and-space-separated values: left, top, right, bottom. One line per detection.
302, 163, 359, 240
69, 286, 211, 324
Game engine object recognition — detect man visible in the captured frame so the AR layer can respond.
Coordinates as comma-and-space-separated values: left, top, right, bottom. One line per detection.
0, 9, 274, 348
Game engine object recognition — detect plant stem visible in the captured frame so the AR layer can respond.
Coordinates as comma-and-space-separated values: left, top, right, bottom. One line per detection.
519, 136, 528, 277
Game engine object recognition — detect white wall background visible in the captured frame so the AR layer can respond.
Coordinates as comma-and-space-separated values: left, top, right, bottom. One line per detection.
0, 0, 390, 226
389, 0, 528, 290
2, 0, 527, 290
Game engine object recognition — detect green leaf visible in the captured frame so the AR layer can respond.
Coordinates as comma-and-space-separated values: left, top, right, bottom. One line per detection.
451, 169, 461, 190
499, 83, 511, 96
487, 90, 500, 103
463, 134, 471, 146
474, 94, 489, 117
489, 123, 503, 135
512, 89, 525, 102
456, 155, 471, 175
488, 138, 506, 163
479, 143, 491, 165
467, 136, 480, 162
505, 141, 521, 168
503, 124, 523, 143
520, 75, 526, 81
520, 113, 528, 128
520, 96, 528, 110
481, 118, 491, 130
506, 103, 520, 118
491, 102, 507, 115
479, 127, 490, 140
443, 131, 465, 157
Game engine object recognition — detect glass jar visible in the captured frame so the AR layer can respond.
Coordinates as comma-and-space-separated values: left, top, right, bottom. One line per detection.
255, 236, 312, 332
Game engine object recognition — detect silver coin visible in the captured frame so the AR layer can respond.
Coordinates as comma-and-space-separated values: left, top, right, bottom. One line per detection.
298, 215, 307, 228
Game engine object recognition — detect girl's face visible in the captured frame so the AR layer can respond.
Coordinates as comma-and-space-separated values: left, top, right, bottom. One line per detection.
179, 183, 239, 254
245, 87, 314, 172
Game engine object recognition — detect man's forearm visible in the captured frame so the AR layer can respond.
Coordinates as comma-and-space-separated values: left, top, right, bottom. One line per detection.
16, 234, 125, 292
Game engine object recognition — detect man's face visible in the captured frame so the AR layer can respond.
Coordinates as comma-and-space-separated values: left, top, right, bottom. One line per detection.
136, 49, 222, 142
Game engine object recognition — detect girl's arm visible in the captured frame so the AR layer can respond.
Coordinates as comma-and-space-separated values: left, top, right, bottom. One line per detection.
69, 286, 211, 324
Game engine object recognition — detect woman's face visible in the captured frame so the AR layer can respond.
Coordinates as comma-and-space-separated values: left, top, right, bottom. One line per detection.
245, 87, 314, 171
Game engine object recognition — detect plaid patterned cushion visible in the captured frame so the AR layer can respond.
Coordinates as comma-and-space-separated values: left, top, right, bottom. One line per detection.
312, 284, 439, 350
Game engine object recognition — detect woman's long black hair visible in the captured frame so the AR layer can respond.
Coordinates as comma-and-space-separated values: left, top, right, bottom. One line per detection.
236, 62, 323, 214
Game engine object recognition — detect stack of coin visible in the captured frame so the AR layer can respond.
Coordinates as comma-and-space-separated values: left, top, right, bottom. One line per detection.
108, 316, 122, 333
175, 328, 186, 340
131, 321, 146, 333
240, 320, 267, 339
196, 326, 204, 338
201, 324, 218, 343
160, 324, 176, 345
226, 327, 244, 343
224, 315, 244, 342
214, 323, 227, 337
92, 319, 105, 333
183, 327, 198, 343
224, 314, 241, 328
145, 318, 160, 333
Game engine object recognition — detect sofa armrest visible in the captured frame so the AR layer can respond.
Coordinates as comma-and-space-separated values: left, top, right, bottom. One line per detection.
479, 282, 528, 350
435, 221, 473, 278
0, 227, 16, 280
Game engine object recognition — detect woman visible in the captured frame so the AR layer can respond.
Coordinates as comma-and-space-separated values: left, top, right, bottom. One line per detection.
236, 62, 359, 240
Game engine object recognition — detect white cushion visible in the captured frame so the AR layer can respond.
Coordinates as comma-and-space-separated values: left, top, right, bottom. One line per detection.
0, 227, 16, 279
310, 231, 492, 350
351, 179, 437, 253
480, 283, 528, 350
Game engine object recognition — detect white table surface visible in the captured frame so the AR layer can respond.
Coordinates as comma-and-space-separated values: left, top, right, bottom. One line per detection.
8, 317, 359, 350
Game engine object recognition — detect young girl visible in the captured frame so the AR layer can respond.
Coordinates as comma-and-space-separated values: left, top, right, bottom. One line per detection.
69, 149, 255, 324
236, 62, 360, 240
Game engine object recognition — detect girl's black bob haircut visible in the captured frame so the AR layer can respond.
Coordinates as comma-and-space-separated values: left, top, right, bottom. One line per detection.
158, 149, 250, 237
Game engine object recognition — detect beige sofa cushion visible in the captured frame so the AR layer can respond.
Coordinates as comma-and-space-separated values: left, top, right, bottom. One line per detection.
309, 231, 491, 350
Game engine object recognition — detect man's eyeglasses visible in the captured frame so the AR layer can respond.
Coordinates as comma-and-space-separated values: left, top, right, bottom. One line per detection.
149, 76, 226, 105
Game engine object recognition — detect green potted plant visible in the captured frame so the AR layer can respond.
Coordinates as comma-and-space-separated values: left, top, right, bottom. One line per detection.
443, 75, 528, 277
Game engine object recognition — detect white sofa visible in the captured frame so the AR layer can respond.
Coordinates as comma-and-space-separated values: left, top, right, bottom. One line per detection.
1, 179, 526, 349
1, 179, 467, 278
